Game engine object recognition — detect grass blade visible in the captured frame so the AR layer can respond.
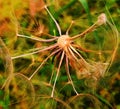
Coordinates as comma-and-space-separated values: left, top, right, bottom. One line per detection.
78, 0, 92, 24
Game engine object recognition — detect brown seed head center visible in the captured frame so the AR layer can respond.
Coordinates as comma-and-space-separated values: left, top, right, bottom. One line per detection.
57, 35, 71, 49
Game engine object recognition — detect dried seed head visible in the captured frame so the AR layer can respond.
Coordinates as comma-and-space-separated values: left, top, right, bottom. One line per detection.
97, 13, 107, 26
57, 35, 71, 49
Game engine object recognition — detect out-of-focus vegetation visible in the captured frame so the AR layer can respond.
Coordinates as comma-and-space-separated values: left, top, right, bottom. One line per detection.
0, 0, 120, 109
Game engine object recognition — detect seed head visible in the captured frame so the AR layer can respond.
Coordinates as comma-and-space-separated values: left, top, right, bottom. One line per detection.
57, 35, 71, 49
97, 13, 107, 26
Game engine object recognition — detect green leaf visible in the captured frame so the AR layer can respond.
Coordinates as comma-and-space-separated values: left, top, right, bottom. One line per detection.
78, 0, 92, 24
94, 93, 113, 108
78, 0, 89, 13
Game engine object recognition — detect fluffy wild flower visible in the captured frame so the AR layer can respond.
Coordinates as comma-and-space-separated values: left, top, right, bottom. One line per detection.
9, 5, 118, 98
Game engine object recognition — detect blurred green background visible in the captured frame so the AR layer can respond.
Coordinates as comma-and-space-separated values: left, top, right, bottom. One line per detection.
0, 0, 120, 109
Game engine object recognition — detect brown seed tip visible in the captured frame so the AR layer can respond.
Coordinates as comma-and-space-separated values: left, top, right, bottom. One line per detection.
97, 13, 107, 26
